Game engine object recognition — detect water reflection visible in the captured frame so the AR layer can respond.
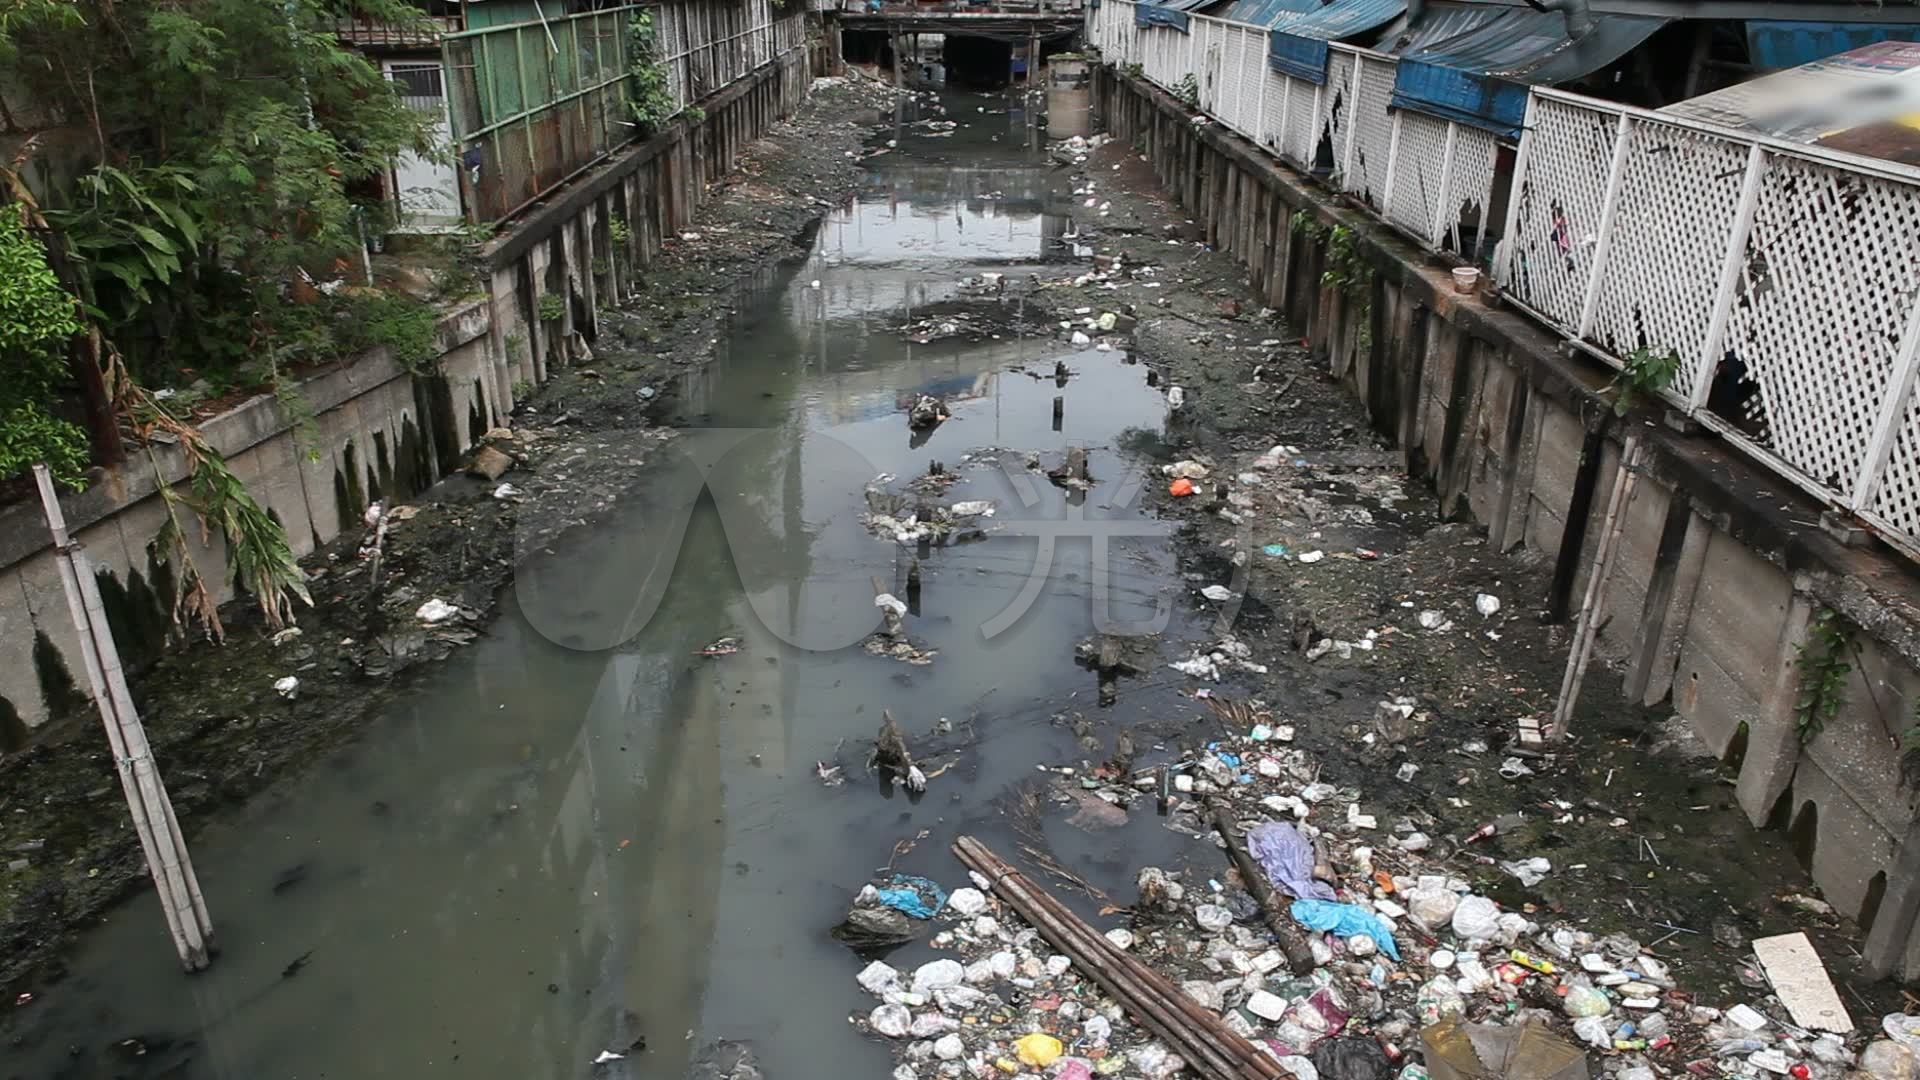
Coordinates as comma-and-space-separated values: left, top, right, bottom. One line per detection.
1, 93, 1197, 1080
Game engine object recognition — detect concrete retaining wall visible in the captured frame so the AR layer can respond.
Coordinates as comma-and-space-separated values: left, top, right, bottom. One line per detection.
0, 44, 816, 744
1095, 65, 1920, 980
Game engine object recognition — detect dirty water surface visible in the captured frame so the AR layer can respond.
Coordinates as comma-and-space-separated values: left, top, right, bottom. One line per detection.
1, 93, 1215, 1080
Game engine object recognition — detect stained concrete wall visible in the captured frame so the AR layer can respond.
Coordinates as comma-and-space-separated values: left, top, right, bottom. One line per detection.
1095, 65, 1920, 980
0, 40, 817, 743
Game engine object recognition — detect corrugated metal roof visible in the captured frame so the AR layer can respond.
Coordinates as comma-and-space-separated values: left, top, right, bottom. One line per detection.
1264, 0, 1406, 81
1664, 40, 1920, 166
1219, 0, 1319, 31
1386, 10, 1668, 135
1746, 20, 1920, 70
1135, 3, 1193, 31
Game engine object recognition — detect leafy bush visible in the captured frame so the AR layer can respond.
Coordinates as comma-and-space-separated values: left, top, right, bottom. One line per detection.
3, 0, 437, 385
0, 212, 89, 487
626, 11, 678, 137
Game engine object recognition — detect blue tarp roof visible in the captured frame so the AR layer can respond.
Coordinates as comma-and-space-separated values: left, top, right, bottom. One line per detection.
1746, 20, 1920, 69
1264, 0, 1406, 82
1218, 0, 1319, 31
1135, 2, 1193, 31
1387, 10, 1669, 136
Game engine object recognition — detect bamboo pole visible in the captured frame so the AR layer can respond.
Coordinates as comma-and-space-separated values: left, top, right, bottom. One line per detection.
1208, 803, 1317, 974
33, 465, 213, 970
962, 840, 1282, 1080
953, 836, 1289, 1080
1548, 436, 1644, 741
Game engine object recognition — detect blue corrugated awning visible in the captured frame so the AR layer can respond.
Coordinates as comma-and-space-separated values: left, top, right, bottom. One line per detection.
1746, 21, 1920, 69
1219, 0, 1319, 31
1135, 2, 1193, 31
1264, 0, 1406, 82
1387, 11, 1669, 136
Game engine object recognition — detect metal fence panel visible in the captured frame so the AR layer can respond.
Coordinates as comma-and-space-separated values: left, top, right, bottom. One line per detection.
445, 0, 803, 224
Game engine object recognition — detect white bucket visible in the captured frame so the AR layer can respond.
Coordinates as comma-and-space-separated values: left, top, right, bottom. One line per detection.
1451, 266, 1481, 295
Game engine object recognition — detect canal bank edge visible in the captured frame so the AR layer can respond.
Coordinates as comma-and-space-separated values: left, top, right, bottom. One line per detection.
1090, 62, 1920, 982
0, 69, 901, 998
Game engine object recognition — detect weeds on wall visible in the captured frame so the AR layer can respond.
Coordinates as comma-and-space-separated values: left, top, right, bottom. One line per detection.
1172, 74, 1199, 110
1608, 346, 1680, 417
538, 293, 566, 323
1795, 608, 1854, 744
626, 10, 679, 138
1320, 225, 1372, 297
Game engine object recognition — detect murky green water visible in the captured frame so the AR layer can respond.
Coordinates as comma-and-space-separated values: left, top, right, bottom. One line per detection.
4, 93, 1212, 1080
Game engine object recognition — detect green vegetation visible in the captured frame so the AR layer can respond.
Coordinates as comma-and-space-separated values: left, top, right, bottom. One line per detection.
340, 291, 441, 373
1173, 74, 1199, 110
0, 0, 439, 629
0, 212, 89, 488
609, 215, 633, 245
626, 10, 679, 138
1320, 224, 1372, 297
538, 293, 566, 323
4, 0, 437, 390
1609, 346, 1681, 417
1795, 608, 1854, 744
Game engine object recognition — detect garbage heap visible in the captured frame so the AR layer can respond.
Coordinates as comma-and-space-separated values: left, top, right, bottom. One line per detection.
847, 720, 1913, 1080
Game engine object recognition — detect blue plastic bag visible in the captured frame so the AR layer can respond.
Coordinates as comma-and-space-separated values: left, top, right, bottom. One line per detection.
874, 874, 947, 919
1247, 821, 1336, 902
1290, 899, 1401, 960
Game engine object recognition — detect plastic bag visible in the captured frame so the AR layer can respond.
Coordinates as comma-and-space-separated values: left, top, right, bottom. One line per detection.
1449, 895, 1500, 940
874, 874, 947, 919
1308, 1037, 1393, 1080
1015, 1032, 1063, 1067
1248, 821, 1337, 901
1290, 899, 1401, 960
1562, 979, 1612, 1019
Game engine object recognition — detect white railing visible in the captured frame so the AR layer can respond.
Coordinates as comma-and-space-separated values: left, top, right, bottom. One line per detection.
1091, 0, 1502, 264
1091, 0, 1920, 560
1494, 90, 1920, 557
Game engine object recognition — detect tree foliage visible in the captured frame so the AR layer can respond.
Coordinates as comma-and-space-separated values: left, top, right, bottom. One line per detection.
0, 210, 89, 487
3, 0, 438, 383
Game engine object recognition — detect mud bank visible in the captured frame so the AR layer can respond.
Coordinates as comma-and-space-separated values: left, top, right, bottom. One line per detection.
837, 123, 1907, 1080
1031, 133, 1900, 1009
0, 75, 902, 999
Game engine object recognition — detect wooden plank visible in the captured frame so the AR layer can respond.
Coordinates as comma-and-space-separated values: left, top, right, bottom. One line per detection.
1753, 932, 1854, 1034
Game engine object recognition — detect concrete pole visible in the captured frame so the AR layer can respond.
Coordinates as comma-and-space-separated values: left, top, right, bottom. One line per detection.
33, 465, 213, 971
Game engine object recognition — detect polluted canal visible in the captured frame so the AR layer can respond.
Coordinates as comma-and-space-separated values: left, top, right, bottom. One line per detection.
5, 92, 1217, 1080
7, 85, 1902, 1080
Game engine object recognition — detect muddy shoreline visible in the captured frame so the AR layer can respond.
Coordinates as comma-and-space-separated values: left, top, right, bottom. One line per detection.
0, 75, 903, 1001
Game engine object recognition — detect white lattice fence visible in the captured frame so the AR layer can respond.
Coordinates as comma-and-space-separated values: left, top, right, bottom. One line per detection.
1496, 88, 1920, 558
1087, 2, 1502, 264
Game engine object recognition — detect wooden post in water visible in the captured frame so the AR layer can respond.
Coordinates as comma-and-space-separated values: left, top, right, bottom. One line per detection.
33, 465, 213, 971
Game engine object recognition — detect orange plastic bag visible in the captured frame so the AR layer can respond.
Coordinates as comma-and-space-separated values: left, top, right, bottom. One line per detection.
1168, 477, 1196, 497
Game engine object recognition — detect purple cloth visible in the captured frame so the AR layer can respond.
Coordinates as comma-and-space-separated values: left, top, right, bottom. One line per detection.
1247, 820, 1336, 901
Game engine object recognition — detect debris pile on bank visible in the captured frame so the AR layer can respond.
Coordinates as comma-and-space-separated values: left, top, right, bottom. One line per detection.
847, 702, 1894, 1080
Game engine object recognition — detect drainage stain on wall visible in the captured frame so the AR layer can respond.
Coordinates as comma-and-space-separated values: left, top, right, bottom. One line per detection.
32, 628, 86, 722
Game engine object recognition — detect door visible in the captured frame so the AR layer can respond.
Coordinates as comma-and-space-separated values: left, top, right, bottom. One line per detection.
385, 60, 464, 232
